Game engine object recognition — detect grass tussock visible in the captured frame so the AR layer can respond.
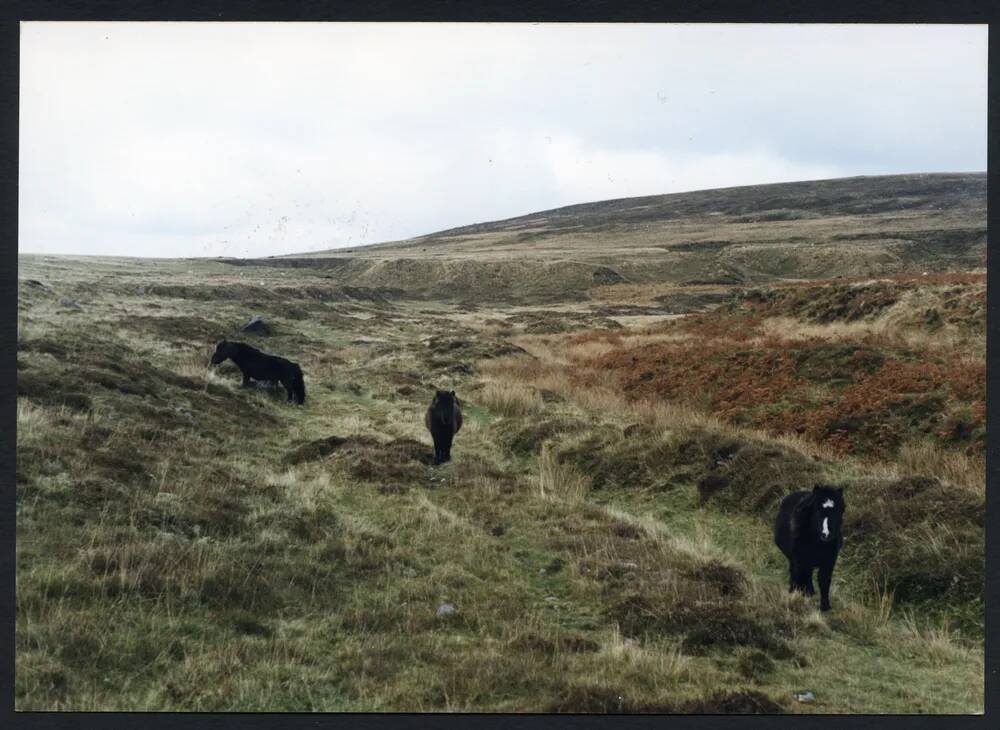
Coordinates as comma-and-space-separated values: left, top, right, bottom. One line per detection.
537, 444, 590, 504
477, 381, 544, 417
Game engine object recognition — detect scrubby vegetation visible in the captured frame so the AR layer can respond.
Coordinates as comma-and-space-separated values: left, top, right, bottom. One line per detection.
581, 276, 986, 464
18, 171, 986, 715
496, 275, 985, 634
15, 250, 983, 713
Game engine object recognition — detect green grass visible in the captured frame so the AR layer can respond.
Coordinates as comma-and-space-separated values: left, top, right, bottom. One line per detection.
14, 253, 984, 713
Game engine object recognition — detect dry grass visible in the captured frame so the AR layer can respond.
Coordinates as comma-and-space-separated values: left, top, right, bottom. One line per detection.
588, 282, 731, 306
484, 351, 828, 463
537, 444, 590, 504
893, 442, 984, 494
758, 314, 985, 355
864, 577, 897, 633
15, 249, 985, 713
16, 400, 49, 445
595, 625, 693, 680
897, 613, 975, 667
477, 381, 544, 417
452, 458, 519, 497
411, 494, 479, 535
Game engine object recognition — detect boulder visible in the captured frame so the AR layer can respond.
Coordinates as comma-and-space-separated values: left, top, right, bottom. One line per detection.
242, 315, 269, 334
24, 279, 50, 292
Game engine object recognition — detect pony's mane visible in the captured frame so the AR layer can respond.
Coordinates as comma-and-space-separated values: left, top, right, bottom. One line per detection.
795, 492, 816, 513
790, 492, 816, 537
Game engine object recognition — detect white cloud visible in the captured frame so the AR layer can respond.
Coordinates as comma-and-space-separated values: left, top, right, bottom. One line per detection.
19, 22, 987, 257
541, 134, 842, 204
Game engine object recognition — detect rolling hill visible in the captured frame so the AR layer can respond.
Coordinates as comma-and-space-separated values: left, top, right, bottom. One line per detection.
221, 172, 986, 303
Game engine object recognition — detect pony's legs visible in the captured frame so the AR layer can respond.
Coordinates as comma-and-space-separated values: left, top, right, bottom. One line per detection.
795, 563, 815, 595
788, 560, 813, 595
804, 568, 816, 596
818, 557, 836, 611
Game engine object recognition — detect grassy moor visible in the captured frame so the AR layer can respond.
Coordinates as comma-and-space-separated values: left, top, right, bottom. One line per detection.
15, 174, 985, 712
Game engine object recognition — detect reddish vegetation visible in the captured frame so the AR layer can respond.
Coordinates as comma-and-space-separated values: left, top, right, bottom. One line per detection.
580, 278, 985, 459
734, 277, 985, 329
564, 329, 627, 348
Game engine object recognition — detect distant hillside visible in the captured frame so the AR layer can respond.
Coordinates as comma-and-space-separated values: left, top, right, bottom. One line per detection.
223, 173, 986, 303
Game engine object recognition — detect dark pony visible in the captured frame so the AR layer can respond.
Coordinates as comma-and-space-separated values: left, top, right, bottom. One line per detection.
774, 484, 845, 611
424, 390, 462, 465
210, 340, 305, 405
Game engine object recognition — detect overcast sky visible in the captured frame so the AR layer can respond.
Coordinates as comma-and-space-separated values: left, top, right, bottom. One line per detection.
19, 22, 987, 259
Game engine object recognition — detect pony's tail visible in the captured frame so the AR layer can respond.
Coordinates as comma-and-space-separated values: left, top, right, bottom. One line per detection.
293, 366, 306, 404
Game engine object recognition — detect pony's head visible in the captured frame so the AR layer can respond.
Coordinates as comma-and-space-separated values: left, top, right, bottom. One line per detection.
429, 390, 458, 426
431, 389, 457, 411
210, 340, 236, 365
810, 484, 845, 543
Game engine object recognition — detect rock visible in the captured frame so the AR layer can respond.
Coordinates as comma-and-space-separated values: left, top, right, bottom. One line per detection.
59, 297, 81, 310
242, 315, 269, 333
436, 602, 457, 617
173, 406, 196, 424
592, 266, 626, 285
24, 279, 50, 292
793, 691, 816, 703
136, 285, 146, 295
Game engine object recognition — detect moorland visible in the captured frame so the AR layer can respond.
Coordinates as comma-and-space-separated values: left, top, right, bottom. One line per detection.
15, 172, 986, 712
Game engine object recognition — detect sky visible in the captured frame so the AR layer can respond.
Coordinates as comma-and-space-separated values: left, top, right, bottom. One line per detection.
19, 22, 988, 259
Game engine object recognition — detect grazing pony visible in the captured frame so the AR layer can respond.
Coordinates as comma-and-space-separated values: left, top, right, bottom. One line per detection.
210, 340, 305, 405
774, 484, 845, 611
424, 390, 462, 465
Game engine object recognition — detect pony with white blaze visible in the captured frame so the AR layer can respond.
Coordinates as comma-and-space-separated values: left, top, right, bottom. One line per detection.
773, 485, 845, 611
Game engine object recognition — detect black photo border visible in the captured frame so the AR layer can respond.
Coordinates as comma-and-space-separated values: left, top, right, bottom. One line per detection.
0, 2, 995, 729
